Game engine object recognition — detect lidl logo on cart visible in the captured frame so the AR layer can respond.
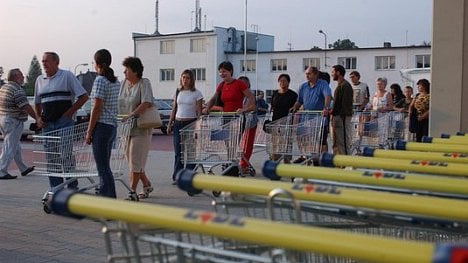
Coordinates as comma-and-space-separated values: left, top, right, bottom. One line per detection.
410, 160, 448, 167
292, 183, 341, 195
442, 153, 467, 158
362, 171, 406, 180
184, 210, 245, 227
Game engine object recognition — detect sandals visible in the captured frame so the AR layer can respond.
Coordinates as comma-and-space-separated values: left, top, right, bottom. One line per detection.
138, 185, 154, 199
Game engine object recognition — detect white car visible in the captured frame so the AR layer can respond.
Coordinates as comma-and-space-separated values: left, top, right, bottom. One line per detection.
22, 97, 38, 139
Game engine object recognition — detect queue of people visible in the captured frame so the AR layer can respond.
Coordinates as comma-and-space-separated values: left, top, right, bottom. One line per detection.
1, 54, 430, 200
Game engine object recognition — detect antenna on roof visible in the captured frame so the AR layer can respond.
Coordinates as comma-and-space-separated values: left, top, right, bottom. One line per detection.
193, 0, 201, 32
154, 0, 160, 35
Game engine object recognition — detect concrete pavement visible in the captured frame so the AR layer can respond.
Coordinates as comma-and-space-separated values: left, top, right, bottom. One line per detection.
0, 133, 268, 263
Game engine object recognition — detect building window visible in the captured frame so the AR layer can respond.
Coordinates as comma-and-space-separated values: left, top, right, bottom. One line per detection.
337, 57, 357, 70
160, 40, 175, 54
375, 56, 396, 70
240, 60, 256, 72
271, 59, 287, 72
160, 69, 175, 81
416, 54, 430, 68
190, 68, 206, 81
190, 38, 206, 53
303, 58, 321, 70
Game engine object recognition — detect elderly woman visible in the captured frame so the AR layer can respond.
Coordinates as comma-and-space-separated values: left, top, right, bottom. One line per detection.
370, 77, 393, 112
119, 57, 154, 201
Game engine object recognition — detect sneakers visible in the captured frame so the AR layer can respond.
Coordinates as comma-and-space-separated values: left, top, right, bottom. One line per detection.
125, 191, 139, 201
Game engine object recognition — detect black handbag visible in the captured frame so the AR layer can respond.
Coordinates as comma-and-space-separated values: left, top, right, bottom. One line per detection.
214, 82, 224, 107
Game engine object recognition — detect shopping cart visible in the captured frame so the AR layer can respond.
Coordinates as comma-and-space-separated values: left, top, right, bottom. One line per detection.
180, 112, 257, 181
33, 119, 133, 213
177, 170, 468, 244
265, 111, 324, 165
50, 189, 468, 263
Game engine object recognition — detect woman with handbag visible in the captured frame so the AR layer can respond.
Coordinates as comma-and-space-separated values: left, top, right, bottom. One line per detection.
167, 70, 203, 184
85, 49, 120, 198
118, 57, 154, 201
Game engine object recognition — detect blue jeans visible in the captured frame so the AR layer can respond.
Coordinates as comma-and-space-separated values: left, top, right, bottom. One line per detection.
43, 117, 77, 189
91, 122, 117, 198
0, 116, 28, 176
172, 119, 196, 181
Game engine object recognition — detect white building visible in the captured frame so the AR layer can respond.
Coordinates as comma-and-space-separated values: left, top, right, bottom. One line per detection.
133, 26, 430, 101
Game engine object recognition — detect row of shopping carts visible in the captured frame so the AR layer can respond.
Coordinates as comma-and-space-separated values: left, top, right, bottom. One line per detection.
49, 131, 468, 262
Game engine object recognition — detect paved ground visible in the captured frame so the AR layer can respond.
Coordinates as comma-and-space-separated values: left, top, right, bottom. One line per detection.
0, 132, 268, 263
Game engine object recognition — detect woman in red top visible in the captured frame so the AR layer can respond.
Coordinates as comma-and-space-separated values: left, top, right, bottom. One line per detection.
204, 61, 256, 176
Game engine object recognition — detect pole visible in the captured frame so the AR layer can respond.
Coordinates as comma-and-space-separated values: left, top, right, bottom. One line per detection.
243, 0, 247, 77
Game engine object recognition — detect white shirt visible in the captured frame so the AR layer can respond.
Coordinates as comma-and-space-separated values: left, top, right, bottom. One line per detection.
175, 89, 203, 119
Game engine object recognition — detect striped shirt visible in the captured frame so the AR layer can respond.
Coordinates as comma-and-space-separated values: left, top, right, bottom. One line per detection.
0, 81, 29, 121
91, 76, 120, 126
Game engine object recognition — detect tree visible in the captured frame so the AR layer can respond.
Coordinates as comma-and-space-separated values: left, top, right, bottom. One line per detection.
24, 55, 42, 96
330, 39, 358, 49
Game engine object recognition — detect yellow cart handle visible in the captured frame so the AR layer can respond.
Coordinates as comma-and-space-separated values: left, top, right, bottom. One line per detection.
362, 147, 468, 165
395, 140, 468, 154
177, 170, 468, 222
51, 189, 468, 263
262, 160, 468, 197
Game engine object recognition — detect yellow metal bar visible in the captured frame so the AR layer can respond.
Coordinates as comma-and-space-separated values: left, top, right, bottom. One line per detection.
369, 148, 468, 165
63, 193, 435, 263
402, 141, 468, 154
189, 174, 468, 222
427, 137, 468, 145
271, 163, 468, 196
325, 154, 468, 178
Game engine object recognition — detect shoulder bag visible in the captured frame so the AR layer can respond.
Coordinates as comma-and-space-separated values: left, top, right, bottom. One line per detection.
136, 80, 162, 129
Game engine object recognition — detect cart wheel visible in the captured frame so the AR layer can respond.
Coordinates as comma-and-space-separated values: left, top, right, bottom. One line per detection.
212, 191, 221, 197
43, 203, 51, 214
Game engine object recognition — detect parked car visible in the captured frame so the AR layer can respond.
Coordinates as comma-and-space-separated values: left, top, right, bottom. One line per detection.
76, 100, 91, 124
154, 99, 173, 135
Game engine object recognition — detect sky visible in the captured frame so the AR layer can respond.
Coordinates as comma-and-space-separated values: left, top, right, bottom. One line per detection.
0, 0, 432, 80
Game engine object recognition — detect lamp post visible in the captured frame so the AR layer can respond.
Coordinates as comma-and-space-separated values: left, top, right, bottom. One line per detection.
251, 24, 259, 90
74, 63, 88, 76
319, 30, 327, 69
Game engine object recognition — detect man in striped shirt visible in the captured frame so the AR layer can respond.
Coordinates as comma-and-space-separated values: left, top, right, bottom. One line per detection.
0, 69, 36, 179
34, 52, 89, 188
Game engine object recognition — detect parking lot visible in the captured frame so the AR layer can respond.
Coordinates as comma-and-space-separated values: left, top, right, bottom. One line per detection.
0, 132, 268, 263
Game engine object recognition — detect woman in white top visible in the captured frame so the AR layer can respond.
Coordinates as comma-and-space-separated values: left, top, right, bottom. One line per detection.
370, 77, 393, 112
167, 70, 203, 184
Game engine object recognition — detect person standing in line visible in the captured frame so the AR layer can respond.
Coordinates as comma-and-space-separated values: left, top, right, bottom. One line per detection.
238, 76, 258, 177
269, 74, 298, 164
167, 70, 203, 184
349, 71, 370, 111
203, 61, 256, 176
34, 52, 89, 189
255, 90, 268, 116
370, 77, 393, 112
390, 83, 405, 108
290, 66, 332, 157
409, 79, 430, 142
0, 69, 36, 179
330, 65, 354, 155
119, 57, 154, 201
85, 49, 120, 198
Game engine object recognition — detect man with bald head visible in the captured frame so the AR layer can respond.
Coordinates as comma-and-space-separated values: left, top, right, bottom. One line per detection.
0, 69, 37, 179
34, 52, 89, 189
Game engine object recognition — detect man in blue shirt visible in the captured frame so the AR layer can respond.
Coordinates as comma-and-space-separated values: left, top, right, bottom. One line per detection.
290, 66, 332, 157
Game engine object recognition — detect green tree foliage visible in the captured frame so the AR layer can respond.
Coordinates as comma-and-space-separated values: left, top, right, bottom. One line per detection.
330, 39, 358, 49
24, 55, 42, 96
